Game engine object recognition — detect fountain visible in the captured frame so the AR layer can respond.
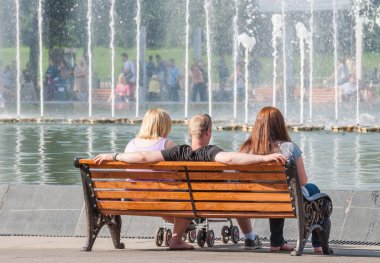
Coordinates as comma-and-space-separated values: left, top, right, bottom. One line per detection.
281, 0, 288, 119
308, 0, 314, 122
38, 0, 44, 118
15, 0, 21, 117
0, 0, 378, 128
204, 0, 213, 116
87, 0, 93, 118
332, 0, 338, 123
271, 14, 283, 108
135, 0, 141, 118
109, 0, 116, 118
184, 0, 190, 120
238, 33, 256, 125
232, 0, 239, 123
295, 22, 311, 125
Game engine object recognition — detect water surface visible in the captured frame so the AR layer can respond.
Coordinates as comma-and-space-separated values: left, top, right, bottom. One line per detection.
0, 124, 379, 190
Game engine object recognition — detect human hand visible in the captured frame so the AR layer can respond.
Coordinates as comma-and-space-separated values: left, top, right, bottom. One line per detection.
93, 153, 113, 164
265, 153, 286, 165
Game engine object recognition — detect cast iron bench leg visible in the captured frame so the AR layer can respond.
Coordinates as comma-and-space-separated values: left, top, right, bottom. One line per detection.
108, 215, 125, 249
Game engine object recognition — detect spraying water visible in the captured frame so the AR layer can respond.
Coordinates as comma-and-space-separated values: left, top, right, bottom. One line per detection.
296, 23, 310, 125
110, 0, 116, 118
309, 0, 314, 122
354, 1, 364, 125
184, 0, 190, 120
38, 0, 44, 118
271, 14, 282, 107
332, 0, 338, 122
204, 0, 212, 116
87, 0, 93, 118
135, 0, 141, 118
15, 0, 21, 117
281, 0, 287, 119
238, 33, 255, 125
232, 0, 238, 122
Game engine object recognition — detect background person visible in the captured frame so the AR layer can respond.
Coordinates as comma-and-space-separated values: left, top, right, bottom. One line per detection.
166, 59, 181, 101
121, 53, 136, 100
94, 113, 285, 250
111, 74, 131, 102
73, 57, 89, 101
148, 74, 160, 101
324, 58, 349, 86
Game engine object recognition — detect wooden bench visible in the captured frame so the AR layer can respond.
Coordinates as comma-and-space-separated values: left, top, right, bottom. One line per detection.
294, 87, 336, 103
93, 88, 111, 101
253, 87, 336, 103
74, 158, 333, 256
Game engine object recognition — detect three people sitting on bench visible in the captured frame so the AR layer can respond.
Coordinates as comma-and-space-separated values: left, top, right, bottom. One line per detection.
94, 112, 285, 250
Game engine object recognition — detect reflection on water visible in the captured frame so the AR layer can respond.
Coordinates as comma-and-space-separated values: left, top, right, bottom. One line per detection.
0, 124, 379, 190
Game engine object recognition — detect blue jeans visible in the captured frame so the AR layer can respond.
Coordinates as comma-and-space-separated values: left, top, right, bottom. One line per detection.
269, 183, 322, 247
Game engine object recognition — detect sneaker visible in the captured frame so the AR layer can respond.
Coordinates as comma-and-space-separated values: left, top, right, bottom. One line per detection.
244, 236, 262, 250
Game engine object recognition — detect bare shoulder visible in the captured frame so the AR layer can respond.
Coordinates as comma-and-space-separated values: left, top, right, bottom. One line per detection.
165, 139, 176, 149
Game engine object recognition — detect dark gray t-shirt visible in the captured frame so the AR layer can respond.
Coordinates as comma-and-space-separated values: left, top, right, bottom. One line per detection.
161, 145, 224, 161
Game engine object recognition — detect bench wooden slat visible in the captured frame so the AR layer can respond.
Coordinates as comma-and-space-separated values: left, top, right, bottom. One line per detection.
99, 210, 296, 218
95, 191, 190, 200
79, 159, 285, 171
97, 201, 293, 212
95, 191, 291, 202
93, 181, 289, 192
91, 170, 287, 181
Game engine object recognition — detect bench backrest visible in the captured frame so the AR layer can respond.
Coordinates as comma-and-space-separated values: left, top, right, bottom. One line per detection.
75, 159, 301, 219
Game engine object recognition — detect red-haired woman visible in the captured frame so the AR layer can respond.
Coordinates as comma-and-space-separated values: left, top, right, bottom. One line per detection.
236, 106, 323, 253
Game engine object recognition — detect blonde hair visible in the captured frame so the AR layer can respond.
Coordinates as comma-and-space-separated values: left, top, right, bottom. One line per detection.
188, 114, 212, 139
137, 108, 172, 139
118, 74, 126, 84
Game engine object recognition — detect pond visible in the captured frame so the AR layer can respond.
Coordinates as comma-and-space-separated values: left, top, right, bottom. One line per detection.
0, 123, 379, 190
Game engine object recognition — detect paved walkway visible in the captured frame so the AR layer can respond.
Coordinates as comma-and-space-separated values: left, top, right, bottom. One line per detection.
0, 237, 379, 263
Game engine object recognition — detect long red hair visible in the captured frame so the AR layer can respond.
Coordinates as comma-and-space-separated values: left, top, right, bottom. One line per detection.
240, 106, 291, 154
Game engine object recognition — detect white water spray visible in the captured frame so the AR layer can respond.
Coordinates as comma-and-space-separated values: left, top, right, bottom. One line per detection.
232, 0, 238, 122
296, 23, 310, 125
308, 0, 314, 122
184, 0, 190, 120
354, 1, 364, 125
332, 0, 338, 122
281, 0, 287, 119
87, 0, 93, 118
135, 0, 141, 118
238, 33, 255, 125
15, 0, 21, 117
204, 0, 213, 116
110, 0, 116, 118
38, 0, 44, 118
271, 14, 282, 107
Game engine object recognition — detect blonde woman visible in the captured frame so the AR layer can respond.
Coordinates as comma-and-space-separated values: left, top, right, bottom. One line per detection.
124, 108, 175, 153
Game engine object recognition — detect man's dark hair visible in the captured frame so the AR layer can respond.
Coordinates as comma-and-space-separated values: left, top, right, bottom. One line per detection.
121, 53, 128, 59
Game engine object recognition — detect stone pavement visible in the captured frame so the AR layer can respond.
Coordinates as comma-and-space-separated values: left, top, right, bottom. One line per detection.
0, 236, 379, 263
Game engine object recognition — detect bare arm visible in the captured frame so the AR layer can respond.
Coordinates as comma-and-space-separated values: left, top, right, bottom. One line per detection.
94, 151, 164, 164
214, 152, 286, 165
296, 157, 308, 186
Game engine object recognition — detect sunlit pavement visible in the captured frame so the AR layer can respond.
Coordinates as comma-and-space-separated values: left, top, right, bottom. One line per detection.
0, 236, 379, 263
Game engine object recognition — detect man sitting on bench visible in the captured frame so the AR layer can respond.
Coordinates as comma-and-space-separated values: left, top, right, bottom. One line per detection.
94, 114, 285, 250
